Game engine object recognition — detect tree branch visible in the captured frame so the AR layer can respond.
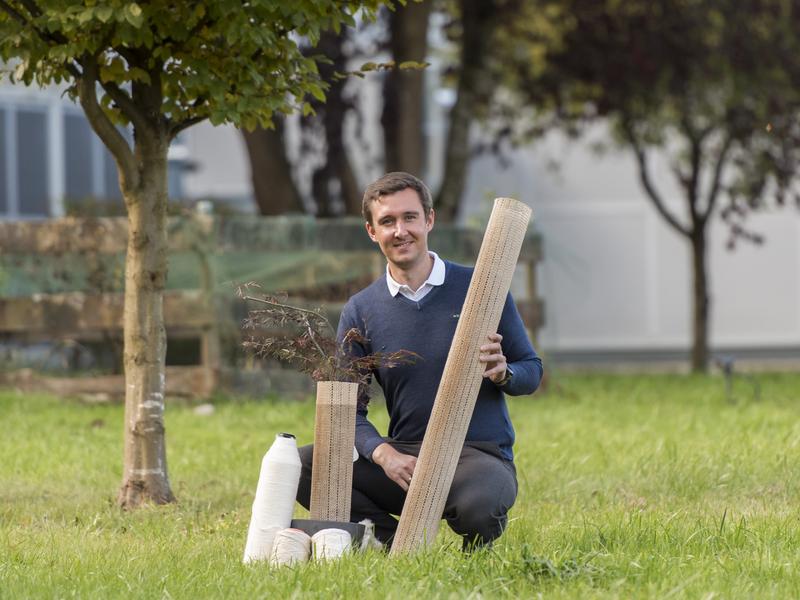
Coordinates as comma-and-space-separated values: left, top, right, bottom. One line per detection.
0, 0, 82, 80
98, 78, 150, 135
622, 119, 691, 238
11, 0, 70, 45
131, 65, 165, 131
679, 115, 704, 224
239, 294, 335, 334
0, 0, 31, 28
702, 134, 733, 223
168, 95, 208, 136
17, 0, 41, 17
78, 57, 139, 191
0, 0, 65, 46
169, 114, 207, 139
112, 44, 141, 67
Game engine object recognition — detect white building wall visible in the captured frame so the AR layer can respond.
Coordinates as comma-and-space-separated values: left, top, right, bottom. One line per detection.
0, 82, 64, 217
5, 79, 798, 361
0, 81, 190, 214
182, 121, 251, 203
168, 114, 800, 359
463, 125, 800, 357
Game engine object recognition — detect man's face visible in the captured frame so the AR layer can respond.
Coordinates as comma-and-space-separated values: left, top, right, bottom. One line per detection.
365, 187, 434, 270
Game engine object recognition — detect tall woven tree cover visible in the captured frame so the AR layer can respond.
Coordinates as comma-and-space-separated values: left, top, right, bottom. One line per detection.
309, 381, 359, 521
390, 197, 532, 555
242, 433, 302, 563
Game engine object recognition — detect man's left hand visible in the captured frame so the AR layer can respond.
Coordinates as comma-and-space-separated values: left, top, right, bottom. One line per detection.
480, 332, 508, 384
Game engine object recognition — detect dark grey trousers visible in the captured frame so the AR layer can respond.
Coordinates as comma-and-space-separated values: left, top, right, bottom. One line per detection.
296, 440, 518, 550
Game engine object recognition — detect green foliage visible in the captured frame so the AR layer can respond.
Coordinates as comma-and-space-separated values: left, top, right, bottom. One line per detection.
488, 1, 800, 371
3, 373, 800, 597
493, 0, 800, 226
0, 0, 384, 132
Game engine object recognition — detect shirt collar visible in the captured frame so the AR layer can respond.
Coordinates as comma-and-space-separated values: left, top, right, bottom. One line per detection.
386, 251, 445, 297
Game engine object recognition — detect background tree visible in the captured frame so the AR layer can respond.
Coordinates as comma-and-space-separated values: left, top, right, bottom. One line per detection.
434, 0, 521, 221
491, 0, 800, 371
304, 29, 364, 217
381, 0, 432, 175
241, 120, 305, 216
240, 0, 517, 221
241, 27, 364, 217
242, 3, 432, 218
0, 0, 383, 507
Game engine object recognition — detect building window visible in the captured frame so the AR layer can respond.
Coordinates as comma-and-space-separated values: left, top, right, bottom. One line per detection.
17, 109, 49, 216
64, 110, 126, 205
0, 98, 185, 218
0, 107, 6, 214
64, 113, 94, 201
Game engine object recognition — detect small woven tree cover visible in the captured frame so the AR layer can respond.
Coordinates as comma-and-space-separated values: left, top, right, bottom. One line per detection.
390, 197, 532, 555
309, 381, 359, 522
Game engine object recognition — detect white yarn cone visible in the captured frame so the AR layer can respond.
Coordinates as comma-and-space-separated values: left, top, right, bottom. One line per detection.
243, 433, 302, 564
311, 528, 352, 561
269, 528, 312, 567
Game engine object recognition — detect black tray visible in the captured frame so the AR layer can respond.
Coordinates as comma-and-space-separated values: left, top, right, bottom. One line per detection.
290, 519, 366, 545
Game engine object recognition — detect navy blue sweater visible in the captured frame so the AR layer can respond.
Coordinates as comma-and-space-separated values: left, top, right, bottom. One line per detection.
337, 260, 543, 462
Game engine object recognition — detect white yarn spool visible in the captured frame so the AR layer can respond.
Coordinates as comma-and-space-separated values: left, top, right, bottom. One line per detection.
311, 528, 352, 561
269, 528, 312, 567
243, 433, 302, 564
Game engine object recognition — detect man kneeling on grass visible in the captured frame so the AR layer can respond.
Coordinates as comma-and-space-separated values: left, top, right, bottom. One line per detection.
296, 172, 543, 550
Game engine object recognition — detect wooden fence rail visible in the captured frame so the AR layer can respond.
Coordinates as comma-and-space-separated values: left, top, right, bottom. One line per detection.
0, 215, 543, 398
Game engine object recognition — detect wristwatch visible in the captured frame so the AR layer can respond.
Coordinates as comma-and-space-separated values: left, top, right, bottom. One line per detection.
496, 365, 514, 387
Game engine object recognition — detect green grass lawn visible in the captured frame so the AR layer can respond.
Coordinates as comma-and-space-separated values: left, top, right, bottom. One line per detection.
2, 373, 800, 599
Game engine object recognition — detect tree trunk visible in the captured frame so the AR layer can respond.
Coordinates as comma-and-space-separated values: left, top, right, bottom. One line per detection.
690, 228, 710, 373
241, 122, 305, 215
309, 30, 362, 216
381, 0, 432, 175
332, 145, 362, 216
320, 49, 361, 216
435, 0, 497, 222
117, 134, 176, 507
436, 88, 473, 222
312, 167, 334, 218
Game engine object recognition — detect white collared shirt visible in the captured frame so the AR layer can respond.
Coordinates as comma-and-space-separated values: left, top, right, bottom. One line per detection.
386, 251, 445, 301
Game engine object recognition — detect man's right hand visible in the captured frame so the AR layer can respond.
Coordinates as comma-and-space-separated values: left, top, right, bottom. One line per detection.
371, 443, 417, 492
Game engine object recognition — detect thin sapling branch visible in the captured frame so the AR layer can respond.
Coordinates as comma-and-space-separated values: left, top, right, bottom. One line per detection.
238, 282, 418, 384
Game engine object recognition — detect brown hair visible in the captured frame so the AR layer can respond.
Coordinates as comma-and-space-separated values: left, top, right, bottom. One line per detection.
362, 172, 433, 224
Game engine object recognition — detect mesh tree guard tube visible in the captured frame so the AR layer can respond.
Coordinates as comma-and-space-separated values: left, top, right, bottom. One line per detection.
309, 381, 359, 522
390, 197, 532, 555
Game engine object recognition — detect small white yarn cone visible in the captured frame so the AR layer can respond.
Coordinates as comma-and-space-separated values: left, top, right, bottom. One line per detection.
311, 528, 352, 562
243, 433, 301, 564
269, 528, 312, 567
